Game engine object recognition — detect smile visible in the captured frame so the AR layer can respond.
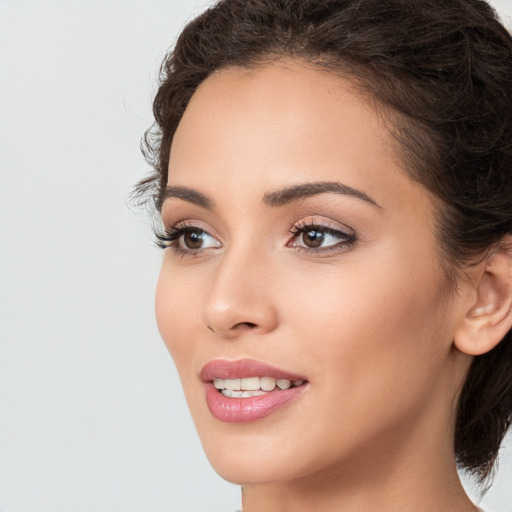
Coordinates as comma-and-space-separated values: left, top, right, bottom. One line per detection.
214, 377, 305, 397
201, 359, 309, 422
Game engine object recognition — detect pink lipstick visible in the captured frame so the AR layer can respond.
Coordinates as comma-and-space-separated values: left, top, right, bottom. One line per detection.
201, 358, 308, 423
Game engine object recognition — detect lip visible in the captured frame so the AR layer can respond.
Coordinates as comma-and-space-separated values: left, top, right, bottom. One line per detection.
200, 358, 307, 382
201, 358, 308, 423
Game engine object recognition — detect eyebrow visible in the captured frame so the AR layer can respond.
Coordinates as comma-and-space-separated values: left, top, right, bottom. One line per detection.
161, 181, 381, 210
161, 185, 214, 210
262, 181, 381, 208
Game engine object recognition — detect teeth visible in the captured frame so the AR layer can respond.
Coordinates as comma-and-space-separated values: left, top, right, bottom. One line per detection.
224, 378, 241, 390
241, 377, 260, 390
277, 379, 291, 390
260, 377, 277, 391
213, 376, 306, 394
242, 390, 265, 397
222, 389, 266, 398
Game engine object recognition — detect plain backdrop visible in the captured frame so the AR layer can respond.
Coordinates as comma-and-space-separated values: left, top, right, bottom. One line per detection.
1, 1, 511, 511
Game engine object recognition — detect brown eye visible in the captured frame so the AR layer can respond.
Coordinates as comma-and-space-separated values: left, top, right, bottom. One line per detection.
290, 223, 355, 252
301, 229, 325, 248
175, 228, 221, 252
182, 230, 205, 249
156, 225, 222, 253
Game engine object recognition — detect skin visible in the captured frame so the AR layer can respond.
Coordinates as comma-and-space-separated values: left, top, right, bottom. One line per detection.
155, 61, 481, 511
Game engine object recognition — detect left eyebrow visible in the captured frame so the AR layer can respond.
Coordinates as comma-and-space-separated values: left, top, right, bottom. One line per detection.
262, 181, 381, 208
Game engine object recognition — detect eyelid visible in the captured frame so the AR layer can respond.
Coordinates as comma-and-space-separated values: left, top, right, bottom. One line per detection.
287, 216, 357, 253
155, 220, 222, 253
155, 216, 356, 257
289, 216, 355, 237
164, 218, 221, 239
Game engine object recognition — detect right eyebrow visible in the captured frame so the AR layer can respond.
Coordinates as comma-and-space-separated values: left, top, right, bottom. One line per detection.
160, 185, 215, 210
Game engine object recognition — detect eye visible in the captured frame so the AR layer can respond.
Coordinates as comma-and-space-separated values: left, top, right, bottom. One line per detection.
288, 220, 356, 253
297, 228, 338, 249
179, 229, 219, 250
156, 224, 221, 254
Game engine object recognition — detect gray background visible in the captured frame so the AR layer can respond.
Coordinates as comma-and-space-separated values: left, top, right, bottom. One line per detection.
1, 1, 511, 511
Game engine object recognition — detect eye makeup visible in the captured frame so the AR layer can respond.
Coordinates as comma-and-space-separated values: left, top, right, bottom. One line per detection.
287, 217, 357, 255
155, 215, 357, 259
155, 221, 221, 256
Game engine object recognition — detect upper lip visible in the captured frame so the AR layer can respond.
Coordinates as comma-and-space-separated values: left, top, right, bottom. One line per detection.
200, 358, 307, 382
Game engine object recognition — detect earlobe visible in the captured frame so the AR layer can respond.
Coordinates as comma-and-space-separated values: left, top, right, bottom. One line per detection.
454, 243, 512, 356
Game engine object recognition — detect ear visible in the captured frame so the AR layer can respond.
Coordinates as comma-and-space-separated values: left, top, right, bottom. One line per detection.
454, 242, 512, 356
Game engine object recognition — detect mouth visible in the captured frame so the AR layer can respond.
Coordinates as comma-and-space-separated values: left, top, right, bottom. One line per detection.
213, 376, 305, 398
200, 359, 309, 423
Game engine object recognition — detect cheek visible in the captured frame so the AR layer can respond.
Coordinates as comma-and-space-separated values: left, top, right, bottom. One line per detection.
155, 264, 200, 370
259, 256, 454, 473
282, 247, 453, 409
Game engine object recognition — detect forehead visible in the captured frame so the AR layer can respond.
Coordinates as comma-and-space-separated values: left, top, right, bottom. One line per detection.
167, 60, 422, 211
172, 61, 389, 157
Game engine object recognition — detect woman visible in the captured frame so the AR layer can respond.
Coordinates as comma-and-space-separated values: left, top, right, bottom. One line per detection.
136, 0, 512, 510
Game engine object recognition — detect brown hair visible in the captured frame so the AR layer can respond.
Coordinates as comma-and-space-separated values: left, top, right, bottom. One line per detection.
136, 0, 512, 481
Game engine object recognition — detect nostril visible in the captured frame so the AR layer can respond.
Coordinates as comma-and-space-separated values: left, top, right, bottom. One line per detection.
206, 321, 257, 335
236, 322, 257, 329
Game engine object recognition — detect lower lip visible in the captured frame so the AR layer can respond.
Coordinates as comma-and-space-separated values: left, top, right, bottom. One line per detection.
204, 383, 307, 423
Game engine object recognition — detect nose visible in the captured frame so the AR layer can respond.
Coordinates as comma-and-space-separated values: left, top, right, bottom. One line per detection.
200, 247, 279, 339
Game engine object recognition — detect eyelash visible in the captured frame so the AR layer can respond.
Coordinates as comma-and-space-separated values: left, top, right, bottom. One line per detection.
155, 220, 356, 256
287, 220, 356, 255
155, 222, 215, 256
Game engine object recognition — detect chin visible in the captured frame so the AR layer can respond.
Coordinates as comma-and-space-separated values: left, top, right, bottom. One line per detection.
205, 448, 306, 486
195, 425, 289, 484
194, 417, 333, 487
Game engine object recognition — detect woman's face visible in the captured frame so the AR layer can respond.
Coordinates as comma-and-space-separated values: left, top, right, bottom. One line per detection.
156, 61, 469, 485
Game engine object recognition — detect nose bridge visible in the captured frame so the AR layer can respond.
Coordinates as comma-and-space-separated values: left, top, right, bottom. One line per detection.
201, 239, 278, 338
